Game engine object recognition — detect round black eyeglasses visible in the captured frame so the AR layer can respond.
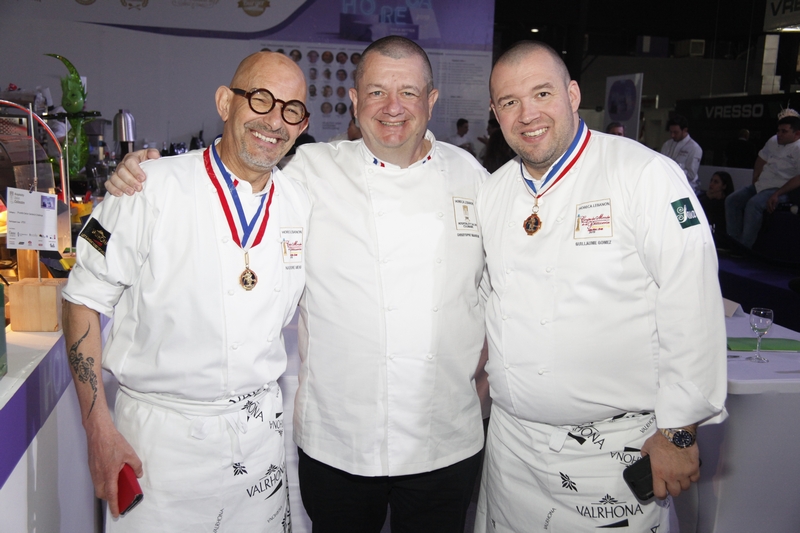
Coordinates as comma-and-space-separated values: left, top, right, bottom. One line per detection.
230, 87, 309, 125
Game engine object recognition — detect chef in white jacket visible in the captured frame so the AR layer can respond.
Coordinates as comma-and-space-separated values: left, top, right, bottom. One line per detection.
475, 40, 727, 532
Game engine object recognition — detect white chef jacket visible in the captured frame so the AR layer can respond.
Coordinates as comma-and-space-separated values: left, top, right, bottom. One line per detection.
478, 131, 727, 430
282, 131, 488, 477
661, 133, 702, 194
63, 148, 310, 401
755, 134, 800, 192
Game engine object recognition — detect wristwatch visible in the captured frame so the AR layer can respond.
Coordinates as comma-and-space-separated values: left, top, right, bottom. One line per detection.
659, 427, 696, 448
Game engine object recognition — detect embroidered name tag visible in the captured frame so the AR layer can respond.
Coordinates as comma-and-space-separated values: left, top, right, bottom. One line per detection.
453, 197, 478, 235
574, 199, 613, 239
281, 227, 304, 266
79, 218, 111, 256
670, 198, 700, 229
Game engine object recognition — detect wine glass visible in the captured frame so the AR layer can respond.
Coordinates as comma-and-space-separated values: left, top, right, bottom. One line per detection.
747, 308, 774, 363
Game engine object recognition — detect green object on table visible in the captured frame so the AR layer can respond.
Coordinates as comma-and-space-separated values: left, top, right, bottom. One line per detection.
727, 337, 800, 352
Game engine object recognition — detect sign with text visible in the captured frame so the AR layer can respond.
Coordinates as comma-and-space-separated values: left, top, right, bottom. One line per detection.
6, 188, 59, 251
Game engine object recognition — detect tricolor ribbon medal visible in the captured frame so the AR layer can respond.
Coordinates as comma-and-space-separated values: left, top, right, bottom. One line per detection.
522, 119, 591, 235
204, 141, 274, 290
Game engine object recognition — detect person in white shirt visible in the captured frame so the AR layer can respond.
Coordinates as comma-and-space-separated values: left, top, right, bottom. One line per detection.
62, 52, 310, 532
725, 113, 800, 248
105, 36, 489, 533
449, 117, 475, 155
475, 40, 727, 532
660, 114, 703, 194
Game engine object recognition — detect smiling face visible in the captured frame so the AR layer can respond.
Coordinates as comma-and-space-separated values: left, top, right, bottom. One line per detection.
215, 52, 308, 191
349, 52, 439, 167
490, 47, 581, 179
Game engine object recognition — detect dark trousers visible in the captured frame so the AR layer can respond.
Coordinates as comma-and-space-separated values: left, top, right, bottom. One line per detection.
298, 448, 482, 533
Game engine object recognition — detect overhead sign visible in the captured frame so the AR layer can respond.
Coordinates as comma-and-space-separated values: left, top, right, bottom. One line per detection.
764, 0, 800, 31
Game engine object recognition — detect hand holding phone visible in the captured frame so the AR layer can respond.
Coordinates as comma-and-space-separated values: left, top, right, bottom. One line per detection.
623, 455, 653, 501
117, 463, 144, 516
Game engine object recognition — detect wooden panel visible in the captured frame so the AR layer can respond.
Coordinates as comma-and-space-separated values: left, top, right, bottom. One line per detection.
9, 278, 67, 332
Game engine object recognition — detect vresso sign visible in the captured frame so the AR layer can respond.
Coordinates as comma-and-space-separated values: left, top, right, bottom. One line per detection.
705, 104, 765, 119
765, 0, 800, 30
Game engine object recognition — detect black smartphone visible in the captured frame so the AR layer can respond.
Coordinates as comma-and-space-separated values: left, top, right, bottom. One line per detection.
623, 455, 653, 501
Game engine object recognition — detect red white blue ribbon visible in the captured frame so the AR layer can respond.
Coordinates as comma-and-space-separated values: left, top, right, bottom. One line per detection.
522, 118, 590, 198
203, 141, 274, 250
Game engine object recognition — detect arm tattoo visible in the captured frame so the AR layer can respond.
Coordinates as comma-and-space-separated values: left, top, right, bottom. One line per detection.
68, 325, 98, 418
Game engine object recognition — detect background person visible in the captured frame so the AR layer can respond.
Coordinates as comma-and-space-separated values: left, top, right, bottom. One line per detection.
726, 113, 800, 249
605, 121, 624, 136
661, 114, 703, 194
698, 170, 734, 244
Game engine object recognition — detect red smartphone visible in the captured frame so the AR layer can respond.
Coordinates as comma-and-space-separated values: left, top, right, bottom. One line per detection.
118, 463, 144, 516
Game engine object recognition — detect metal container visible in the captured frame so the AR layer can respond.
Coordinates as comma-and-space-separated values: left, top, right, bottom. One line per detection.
113, 109, 135, 156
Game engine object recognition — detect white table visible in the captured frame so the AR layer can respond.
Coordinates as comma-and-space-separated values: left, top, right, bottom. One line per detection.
679, 308, 800, 533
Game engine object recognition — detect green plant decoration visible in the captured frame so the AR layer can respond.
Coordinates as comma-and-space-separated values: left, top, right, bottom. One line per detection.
45, 54, 99, 179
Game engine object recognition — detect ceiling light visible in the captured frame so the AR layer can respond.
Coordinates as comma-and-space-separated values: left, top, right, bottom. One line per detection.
531, 28, 539, 33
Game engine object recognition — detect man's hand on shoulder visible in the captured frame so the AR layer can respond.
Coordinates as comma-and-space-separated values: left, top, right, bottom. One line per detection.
85, 416, 143, 518
106, 149, 160, 197
641, 428, 700, 499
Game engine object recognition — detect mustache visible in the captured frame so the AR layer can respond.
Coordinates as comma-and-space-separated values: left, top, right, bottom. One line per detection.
246, 121, 289, 142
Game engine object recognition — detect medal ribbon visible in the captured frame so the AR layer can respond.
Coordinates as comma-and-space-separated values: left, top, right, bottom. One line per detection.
522, 118, 591, 199
204, 141, 274, 250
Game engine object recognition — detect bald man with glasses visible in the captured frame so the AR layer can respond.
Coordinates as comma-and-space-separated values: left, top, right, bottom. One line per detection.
62, 51, 310, 532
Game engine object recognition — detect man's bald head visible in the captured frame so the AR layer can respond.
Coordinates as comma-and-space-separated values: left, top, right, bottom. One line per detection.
490, 41, 570, 99
230, 51, 307, 97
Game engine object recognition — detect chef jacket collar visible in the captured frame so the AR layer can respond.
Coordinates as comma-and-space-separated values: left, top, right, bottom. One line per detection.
359, 130, 436, 170
211, 136, 274, 197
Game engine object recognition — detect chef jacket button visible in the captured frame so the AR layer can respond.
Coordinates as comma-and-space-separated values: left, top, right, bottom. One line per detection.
508, 221, 514, 227
387, 306, 394, 311
433, 306, 438, 312
382, 258, 390, 263
538, 369, 544, 375
231, 343, 239, 350
230, 390, 236, 395
426, 354, 434, 360
267, 335, 273, 342
274, 286, 281, 292
505, 268, 512, 274
222, 236, 230, 243
377, 210, 385, 216
437, 212, 444, 217
540, 319, 547, 325
502, 315, 508, 320
228, 289, 234, 296
436, 258, 442, 264
368, 168, 375, 174
388, 354, 395, 360
546, 266, 553, 273
556, 216, 563, 223
504, 363, 510, 369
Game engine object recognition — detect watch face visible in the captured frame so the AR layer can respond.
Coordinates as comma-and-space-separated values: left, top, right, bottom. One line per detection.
672, 430, 695, 448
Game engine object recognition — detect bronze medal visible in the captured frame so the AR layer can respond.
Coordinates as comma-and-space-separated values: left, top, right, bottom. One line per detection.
240, 251, 258, 290
240, 267, 258, 291
523, 213, 542, 235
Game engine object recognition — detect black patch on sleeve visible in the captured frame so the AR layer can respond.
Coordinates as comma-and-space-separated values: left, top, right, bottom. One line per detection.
79, 218, 111, 256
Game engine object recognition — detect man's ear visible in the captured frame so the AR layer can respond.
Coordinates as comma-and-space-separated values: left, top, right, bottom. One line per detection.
427, 88, 440, 119
215, 86, 233, 122
349, 87, 359, 121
